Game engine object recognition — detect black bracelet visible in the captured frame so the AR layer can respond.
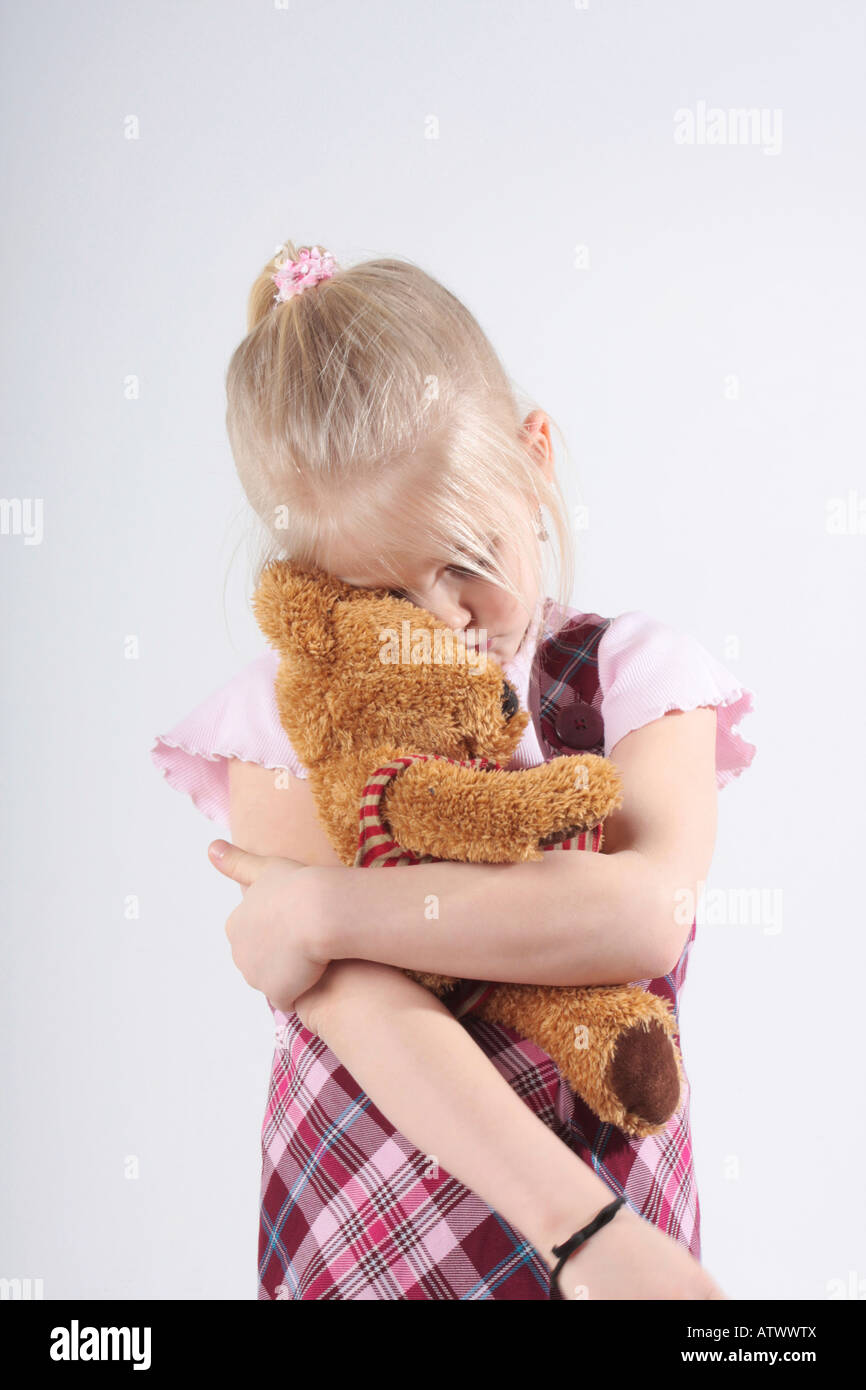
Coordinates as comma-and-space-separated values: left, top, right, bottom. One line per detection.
549, 1194, 627, 1298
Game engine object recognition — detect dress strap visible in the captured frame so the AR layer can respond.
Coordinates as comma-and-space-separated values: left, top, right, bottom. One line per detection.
446, 614, 613, 1025
529, 609, 612, 758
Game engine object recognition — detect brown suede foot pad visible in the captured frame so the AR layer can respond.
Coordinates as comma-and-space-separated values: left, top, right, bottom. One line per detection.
608, 1020, 680, 1123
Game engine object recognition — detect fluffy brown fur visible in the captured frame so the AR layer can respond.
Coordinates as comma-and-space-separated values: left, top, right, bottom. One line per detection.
253, 559, 684, 1138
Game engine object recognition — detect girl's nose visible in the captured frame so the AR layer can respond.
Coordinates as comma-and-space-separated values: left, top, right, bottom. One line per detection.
444, 604, 475, 633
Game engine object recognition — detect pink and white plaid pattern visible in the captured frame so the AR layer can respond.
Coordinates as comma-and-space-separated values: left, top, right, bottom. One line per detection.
260, 919, 697, 1300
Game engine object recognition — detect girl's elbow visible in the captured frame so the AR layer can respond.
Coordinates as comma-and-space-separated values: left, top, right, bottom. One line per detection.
647, 875, 695, 977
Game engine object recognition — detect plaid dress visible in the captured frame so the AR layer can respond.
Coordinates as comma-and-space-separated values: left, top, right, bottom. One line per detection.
258, 611, 700, 1299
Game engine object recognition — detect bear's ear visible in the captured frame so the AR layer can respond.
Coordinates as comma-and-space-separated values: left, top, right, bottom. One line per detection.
252, 560, 350, 659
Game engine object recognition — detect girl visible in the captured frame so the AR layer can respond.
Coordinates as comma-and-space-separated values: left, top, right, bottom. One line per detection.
151, 241, 755, 1300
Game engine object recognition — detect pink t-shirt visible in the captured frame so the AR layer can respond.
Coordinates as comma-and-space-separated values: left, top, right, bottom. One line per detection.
149, 599, 756, 829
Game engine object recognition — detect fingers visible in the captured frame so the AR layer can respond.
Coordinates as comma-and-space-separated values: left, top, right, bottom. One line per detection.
208, 839, 266, 887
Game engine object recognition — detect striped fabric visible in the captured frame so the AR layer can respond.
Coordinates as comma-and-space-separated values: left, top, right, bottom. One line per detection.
352, 752, 499, 868
257, 610, 701, 1299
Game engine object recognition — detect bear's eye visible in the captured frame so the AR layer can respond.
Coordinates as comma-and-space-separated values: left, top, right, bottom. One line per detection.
501, 679, 519, 721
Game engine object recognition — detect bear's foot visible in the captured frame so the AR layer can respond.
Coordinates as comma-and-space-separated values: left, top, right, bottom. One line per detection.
607, 1020, 681, 1128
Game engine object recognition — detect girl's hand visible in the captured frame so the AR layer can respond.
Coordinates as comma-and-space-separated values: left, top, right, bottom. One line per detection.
207, 840, 331, 1013
555, 1204, 727, 1301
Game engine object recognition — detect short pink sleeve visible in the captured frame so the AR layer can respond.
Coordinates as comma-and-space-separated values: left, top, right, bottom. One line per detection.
597, 611, 756, 789
149, 650, 308, 828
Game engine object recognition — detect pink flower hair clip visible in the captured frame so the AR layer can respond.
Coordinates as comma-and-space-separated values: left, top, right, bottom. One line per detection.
272, 245, 337, 304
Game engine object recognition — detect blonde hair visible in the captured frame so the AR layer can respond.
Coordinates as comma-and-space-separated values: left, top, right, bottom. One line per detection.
225, 241, 576, 621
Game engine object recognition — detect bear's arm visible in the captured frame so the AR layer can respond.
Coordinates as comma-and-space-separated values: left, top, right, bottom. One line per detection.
383, 754, 623, 864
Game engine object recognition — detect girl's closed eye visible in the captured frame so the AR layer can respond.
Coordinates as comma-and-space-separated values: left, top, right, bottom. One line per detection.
388, 537, 500, 600
448, 535, 500, 578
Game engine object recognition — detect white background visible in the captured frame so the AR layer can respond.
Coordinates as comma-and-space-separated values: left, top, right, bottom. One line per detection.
2, 0, 863, 1300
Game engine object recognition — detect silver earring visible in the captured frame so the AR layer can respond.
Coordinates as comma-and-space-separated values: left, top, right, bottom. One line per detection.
535, 508, 549, 542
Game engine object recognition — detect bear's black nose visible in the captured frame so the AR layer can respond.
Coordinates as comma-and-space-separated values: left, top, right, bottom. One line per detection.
501, 679, 519, 720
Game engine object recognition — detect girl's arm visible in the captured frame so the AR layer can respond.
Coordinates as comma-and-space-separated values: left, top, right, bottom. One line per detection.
227, 757, 600, 1280
300, 954, 629, 1288
227, 752, 723, 1299
311, 707, 719, 986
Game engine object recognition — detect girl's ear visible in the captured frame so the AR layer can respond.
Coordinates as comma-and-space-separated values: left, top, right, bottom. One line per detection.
252, 559, 351, 658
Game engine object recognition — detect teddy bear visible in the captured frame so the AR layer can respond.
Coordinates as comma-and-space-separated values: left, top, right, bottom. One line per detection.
252, 558, 684, 1138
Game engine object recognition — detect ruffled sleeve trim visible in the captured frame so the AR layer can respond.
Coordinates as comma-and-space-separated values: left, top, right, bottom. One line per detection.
597, 611, 756, 790
149, 650, 309, 828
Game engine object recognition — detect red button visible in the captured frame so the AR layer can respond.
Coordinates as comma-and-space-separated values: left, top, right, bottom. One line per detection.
554, 699, 604, 750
